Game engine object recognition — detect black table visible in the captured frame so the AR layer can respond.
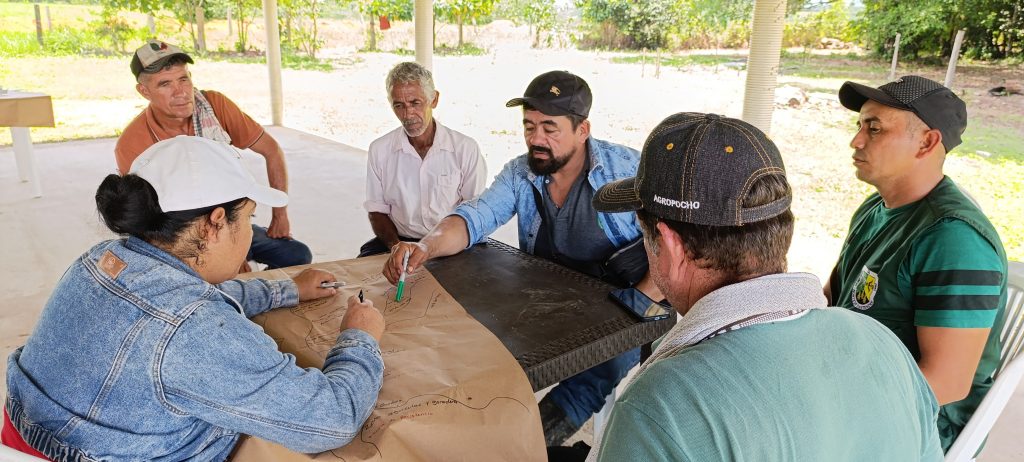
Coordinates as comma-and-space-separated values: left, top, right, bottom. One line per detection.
425, 239, 675, 391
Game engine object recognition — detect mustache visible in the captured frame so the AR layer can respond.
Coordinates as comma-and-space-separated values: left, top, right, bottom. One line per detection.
529, 145, 552, 155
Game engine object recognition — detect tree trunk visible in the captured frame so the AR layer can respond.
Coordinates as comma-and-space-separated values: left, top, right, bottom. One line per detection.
458, 12, 464, 47
533, 25, 541, 48
368, 13, 377, 51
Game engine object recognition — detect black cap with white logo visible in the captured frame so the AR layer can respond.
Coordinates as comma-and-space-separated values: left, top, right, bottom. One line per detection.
839, 75, 967, 152
506, 70, 592, 118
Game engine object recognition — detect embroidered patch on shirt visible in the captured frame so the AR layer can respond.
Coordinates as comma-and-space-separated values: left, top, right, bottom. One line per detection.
851, 265, 879, 310
99, 250, 128, 279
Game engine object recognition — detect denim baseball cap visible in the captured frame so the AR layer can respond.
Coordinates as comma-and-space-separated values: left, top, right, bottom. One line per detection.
131, 39, 193, 79
593, 113, 791, 226
839, 75, 967, 152
506, 70, 592, 118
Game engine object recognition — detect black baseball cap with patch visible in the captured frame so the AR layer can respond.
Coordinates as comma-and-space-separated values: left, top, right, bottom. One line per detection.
505, 70, 592, 118
130, 39, 194, 79
593, 113, 791, 227
838, 75, 967, 152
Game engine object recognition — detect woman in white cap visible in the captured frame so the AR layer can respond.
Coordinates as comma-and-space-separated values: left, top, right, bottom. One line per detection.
2, 136, 385, 460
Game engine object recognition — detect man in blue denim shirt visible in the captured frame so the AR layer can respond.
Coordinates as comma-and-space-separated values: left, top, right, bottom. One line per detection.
384, 71, 663, 445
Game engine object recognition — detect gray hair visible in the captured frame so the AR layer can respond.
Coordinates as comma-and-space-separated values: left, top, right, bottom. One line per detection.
386, 62, 436, 103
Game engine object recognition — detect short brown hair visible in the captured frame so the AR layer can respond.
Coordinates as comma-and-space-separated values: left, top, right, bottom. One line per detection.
637, 175, 793, 283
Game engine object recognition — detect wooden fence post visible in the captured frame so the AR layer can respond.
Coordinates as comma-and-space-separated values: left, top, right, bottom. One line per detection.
34, 4, 44, 46
888, 33, 901, 80
195, 6, 207, 52
944, 29, 966, 88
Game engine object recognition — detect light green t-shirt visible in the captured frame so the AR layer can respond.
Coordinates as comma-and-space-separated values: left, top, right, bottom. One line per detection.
596, 309, 943, 462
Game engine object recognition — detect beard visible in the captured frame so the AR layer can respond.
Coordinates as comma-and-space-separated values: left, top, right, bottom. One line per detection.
527, 145, 573, 175
402, 117, 428, 137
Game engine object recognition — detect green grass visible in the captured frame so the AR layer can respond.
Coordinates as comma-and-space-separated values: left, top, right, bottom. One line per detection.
0, 29, 112, 57
215, 51, 335, 72
959, 124, 1024, 165
611, 53, 738, 68
610, 52, 897, 80
380, 44, 487, 57
0, 3, 100, 34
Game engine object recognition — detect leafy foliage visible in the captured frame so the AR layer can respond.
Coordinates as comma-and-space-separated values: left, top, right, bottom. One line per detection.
435, 0, 496, 47
576, 0, 678, 49
783, 1, 855, 48
495, 0, 557, 48
856, 0, 1024, 59
346, 0, 406, 50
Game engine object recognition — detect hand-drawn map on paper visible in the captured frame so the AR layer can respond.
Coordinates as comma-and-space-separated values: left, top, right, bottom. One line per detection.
230, 255, 546, 461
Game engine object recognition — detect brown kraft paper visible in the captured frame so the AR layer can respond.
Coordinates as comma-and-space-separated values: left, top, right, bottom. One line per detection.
231, 255, 546, 461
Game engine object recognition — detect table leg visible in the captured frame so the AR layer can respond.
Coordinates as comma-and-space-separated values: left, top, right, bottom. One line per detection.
10, 126, 42, 198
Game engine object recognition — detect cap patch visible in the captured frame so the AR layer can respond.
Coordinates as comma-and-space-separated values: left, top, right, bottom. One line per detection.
99, 250, 127, 279
549, 85, 561, 96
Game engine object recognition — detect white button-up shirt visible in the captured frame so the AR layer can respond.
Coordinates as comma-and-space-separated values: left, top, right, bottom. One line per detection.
364, 122, 487, 238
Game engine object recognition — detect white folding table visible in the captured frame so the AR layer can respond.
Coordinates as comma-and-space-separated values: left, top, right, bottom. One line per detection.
1, 91, 55, 198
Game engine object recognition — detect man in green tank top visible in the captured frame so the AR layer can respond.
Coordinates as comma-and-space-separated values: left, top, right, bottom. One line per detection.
827, 75, 1009, 452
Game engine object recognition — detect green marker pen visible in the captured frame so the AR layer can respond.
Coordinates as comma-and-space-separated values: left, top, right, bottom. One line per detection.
395, 250, 410, 301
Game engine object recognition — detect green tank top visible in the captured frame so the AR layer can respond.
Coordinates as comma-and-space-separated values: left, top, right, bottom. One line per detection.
831, 176, 1008, 451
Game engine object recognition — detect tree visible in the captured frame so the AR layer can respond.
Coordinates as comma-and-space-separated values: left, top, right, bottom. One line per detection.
100, 0, 210, 53
496, 0, 557, 48
435, 0, 496, 47
855, 0, 1024, 60
347, 0, 405, 51
226, 0, 261, 52
674, 0, 753, 48
577, 0, 678, 49
280, 0, 333, 57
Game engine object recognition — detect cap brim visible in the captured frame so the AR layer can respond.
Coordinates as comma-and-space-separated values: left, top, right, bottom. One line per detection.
143, 53, 194, 73
593, 177, 643, 213
838, 81, 907, 112
505, 97, 573, 117
247, 185, 289, 208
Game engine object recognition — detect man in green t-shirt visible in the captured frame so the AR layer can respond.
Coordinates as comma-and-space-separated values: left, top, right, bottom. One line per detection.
827, 75, 1009, 451
579, 112, 941, 461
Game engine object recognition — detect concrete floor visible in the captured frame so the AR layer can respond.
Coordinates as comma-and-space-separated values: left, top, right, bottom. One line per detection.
1, 127, 1021, 460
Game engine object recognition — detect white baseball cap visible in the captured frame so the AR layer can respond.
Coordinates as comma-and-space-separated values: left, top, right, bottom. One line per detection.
128, 136, 288, 212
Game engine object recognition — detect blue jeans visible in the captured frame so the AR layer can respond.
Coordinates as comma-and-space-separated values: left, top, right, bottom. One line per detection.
247, 225, 312, 269
547, 347, 641, 427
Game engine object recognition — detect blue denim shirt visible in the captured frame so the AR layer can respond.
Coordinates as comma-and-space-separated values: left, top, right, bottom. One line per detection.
6, 237, 384, 461
453, 137, 642, 253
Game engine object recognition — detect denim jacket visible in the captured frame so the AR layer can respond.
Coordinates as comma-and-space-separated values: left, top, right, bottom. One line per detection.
6, 237, 384, 461
453, 137, 642, 253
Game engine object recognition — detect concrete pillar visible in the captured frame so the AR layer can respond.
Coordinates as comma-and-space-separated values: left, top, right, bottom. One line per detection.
263, 0, 284, 126
741, 0, 787, 135
414, 0, 434, 71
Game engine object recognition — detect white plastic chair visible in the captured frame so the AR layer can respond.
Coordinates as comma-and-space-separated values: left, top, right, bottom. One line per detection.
944, 260, 1024, 462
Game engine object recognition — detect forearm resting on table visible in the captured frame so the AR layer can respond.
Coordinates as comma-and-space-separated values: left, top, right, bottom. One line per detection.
421, 215, 471, 259
368, 212, 401, 248
917, 325, 991, 404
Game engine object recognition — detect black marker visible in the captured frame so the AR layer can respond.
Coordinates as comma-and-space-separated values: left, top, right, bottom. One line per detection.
358, 289, 364, 303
